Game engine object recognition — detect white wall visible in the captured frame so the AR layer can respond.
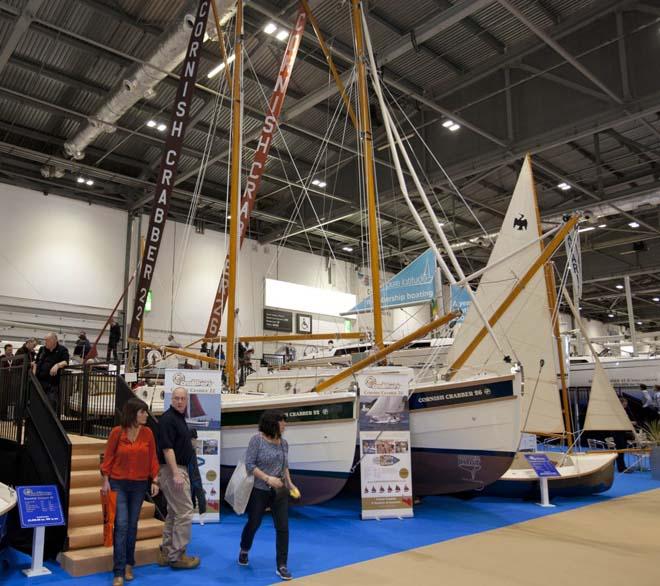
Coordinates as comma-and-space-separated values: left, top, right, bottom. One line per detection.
0, 184, 127, 308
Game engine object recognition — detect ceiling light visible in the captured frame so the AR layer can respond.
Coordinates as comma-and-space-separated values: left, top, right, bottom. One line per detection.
275, 30, 289, 42
207, 54, 235, 78
628, 221, 640, 228
442, 120, 454, 128
311, 179, 320, 186
557, 182, 571, 191
77, 177, 85, 184
146, 120, 157, 128
608, 313, 615, 318
578, 226, 595, 233
449, 123, 460, 132
637, 321, 643, 325
317, 181, 326, 188
157, 123, 167, 132
615, 284, 624, 289
598, 223, 607, 228
342, 246, 354, 252
85, 179, 94, 186
263, 22, 277, 35
653, 297, 660, 302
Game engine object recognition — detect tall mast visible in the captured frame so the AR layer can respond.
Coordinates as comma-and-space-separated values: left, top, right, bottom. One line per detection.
351, 0, 383, 349
225, 0, 244, 391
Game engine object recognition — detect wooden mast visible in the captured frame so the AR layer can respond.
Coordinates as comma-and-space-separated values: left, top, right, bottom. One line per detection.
445, 214, 580, 380
351, 0, 384, 349
225, 0, 244, 391
210, 0, 234, 91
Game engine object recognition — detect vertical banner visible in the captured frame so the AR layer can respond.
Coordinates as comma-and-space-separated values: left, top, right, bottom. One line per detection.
356, 368, 414, 520
449, 284, 472, 324
205, 7, 307, 338
129, 0, 210, 339
164, 369, 221, 523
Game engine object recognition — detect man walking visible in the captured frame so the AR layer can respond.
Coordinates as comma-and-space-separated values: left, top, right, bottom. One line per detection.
35, 333, 69, 413
107, 318, 121, 362
157, 387, 200, 569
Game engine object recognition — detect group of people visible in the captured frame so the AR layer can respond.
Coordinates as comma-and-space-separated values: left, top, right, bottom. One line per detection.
101, 388, 297, 585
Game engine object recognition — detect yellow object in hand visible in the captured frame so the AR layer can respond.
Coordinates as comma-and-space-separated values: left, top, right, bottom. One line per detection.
289, 487, 301, 499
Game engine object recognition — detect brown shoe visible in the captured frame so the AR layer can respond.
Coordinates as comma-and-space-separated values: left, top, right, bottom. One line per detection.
112, 577, 124, 586
157, 547, 168, 567
169, 554, 200, 570
124, 565, 134, 581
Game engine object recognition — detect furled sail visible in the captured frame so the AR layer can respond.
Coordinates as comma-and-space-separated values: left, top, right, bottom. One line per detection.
446, 155, 564, 434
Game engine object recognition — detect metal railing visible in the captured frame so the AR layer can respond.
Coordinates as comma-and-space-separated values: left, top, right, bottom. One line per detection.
0, 360, 30, 444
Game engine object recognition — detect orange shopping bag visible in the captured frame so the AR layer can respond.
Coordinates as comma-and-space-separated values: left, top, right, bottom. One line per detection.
101, 489, 117, 547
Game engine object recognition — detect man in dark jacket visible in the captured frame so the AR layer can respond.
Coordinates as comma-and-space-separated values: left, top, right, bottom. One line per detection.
107, 318, 121, 361
14, 338, 37, 366
35, 333, 69, 413
73, 332, 91, 361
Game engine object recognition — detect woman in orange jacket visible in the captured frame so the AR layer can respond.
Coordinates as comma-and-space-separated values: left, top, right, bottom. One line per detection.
101, 398, 159, 586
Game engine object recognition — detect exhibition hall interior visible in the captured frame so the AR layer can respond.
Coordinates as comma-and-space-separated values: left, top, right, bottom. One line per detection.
1, 0, 660, 584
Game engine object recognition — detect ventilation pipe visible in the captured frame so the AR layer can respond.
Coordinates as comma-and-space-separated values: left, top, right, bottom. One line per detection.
61, 0, 235, 161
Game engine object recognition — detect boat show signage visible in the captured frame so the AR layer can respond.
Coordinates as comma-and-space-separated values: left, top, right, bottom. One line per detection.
263, 308, 293, 332
164, 369, 222, 523
409, 379, 515, 411
356, 368, 414, 520
222, 400, 354, 427
204, 7, 307, 338
16, 486, 64, 528
129, 0, 210, 340
524, 453, 561, 478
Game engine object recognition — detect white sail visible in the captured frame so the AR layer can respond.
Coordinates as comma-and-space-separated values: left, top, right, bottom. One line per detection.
583, 360, 634, 431
446, 155, 564, 434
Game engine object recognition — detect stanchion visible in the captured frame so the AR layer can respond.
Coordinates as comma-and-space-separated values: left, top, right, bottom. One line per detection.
22, 526, 51, 577
537, 477, 555, 508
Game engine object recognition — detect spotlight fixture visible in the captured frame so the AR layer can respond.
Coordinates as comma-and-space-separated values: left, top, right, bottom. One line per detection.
263, 22, 277, 35
146, 120, 157, 128
276, 30, 289, 42
86, 179, 94, 186
608, 313, 615, 318
637, 321, 643, 326
342, 246, 354, 252
441, 119, 460, 132
628, 221, 640, 228
448, 123, 460, 132
598, 223, 607, 228
77, 177, 85, 184
615, 284, 624, 290
578, 226, 595, 233
311, 179, 327, 188
652, 297, 659, 302
557, 182, 571, 191
442, 120, 453, 128
207, 54, 236, 78
157, 123, 167, 132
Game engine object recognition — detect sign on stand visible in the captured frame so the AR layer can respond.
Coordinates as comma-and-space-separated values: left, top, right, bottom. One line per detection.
164, 369, 222, 523
356, 368, 414, 520
17, 485, 65, 577
524, 453, 560, 508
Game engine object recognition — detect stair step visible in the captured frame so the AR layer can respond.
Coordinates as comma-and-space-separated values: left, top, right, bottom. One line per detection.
69, 502, 155, 529
59, 537, 162, 577
70, 469, 101, 489
69, 487, 102, 508
68, 434, 107, 457
72, 453, 101, 471
68, 518, 163, 550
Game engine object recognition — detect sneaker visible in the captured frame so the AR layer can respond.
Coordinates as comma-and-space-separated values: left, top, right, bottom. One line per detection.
157, 547, 168, 567
277, 566, 293, 581
169, 554, 201, 570
238, 551, 249, 566
112, 577, 124, 586
124, 565, 134, 581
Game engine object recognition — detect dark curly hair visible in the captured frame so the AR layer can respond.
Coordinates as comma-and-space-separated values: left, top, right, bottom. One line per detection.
120, 397, 149, 428
258, 410, 287, 439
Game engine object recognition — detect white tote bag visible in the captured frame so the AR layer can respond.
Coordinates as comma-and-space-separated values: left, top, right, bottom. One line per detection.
224, 459, 254, 515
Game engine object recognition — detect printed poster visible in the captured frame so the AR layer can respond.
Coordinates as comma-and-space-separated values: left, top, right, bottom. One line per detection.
164, 369, 221, 523
356, 367, 414, 520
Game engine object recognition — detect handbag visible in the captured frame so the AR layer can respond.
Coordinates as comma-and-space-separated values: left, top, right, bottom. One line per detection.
224, 459, 254, 515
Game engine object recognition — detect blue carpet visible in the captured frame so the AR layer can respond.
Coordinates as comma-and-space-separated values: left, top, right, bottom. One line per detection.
2, 472, 658, 585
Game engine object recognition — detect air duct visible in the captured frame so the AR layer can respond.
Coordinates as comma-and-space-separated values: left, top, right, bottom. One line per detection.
61, 0, 235, 161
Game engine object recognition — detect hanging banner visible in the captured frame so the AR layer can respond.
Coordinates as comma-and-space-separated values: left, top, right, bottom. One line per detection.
449, 284, 472, 324
129, 0, 211, 339
205, 7, 307, 338
344, 249, 436, 315
357, 367, 413, 520
164, 369, 222, 524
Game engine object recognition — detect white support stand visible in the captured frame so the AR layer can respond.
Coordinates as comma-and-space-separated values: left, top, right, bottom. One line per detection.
22, 526, 51, 577
537, 477, 556, 508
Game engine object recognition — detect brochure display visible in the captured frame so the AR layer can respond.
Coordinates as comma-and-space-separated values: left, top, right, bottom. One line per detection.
524, 453, 560, 507
165, 369, 222, 523
356, 368, 414, 520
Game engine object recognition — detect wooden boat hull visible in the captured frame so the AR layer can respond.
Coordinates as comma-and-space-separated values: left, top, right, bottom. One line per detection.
469, 452, 616, 499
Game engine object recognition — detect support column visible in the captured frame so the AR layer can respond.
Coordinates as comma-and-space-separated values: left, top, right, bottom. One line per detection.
624, 275, 637, 356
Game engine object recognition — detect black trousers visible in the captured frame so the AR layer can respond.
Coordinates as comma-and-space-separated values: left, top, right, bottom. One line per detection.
240, 487, 289, 568
613, 431, 628, 472
107, 343, 118, 361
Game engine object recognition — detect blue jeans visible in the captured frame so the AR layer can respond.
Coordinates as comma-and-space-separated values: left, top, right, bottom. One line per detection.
109, 479, 148, 577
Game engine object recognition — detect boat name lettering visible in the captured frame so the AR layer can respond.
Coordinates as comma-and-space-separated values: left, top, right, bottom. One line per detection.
418, 387, 492, 403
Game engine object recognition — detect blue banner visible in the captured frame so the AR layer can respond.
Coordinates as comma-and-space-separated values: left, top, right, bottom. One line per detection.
450, 284, 472, 323
344, 249, 436, 314
17, 486, 65, 528
524, 454, 561, 478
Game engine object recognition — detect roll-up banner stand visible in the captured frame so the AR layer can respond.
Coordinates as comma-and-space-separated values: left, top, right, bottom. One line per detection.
356, 368, 414, 520
164, 369, 222, 523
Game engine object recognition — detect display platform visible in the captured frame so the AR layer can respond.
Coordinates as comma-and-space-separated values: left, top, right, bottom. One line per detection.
1, 472, 658, 585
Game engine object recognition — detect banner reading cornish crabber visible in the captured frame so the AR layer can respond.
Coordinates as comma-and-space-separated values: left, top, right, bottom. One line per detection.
129, 0, 210, 339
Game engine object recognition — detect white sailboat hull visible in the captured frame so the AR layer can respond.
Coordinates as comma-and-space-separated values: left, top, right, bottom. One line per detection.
569, 356, 660, 390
